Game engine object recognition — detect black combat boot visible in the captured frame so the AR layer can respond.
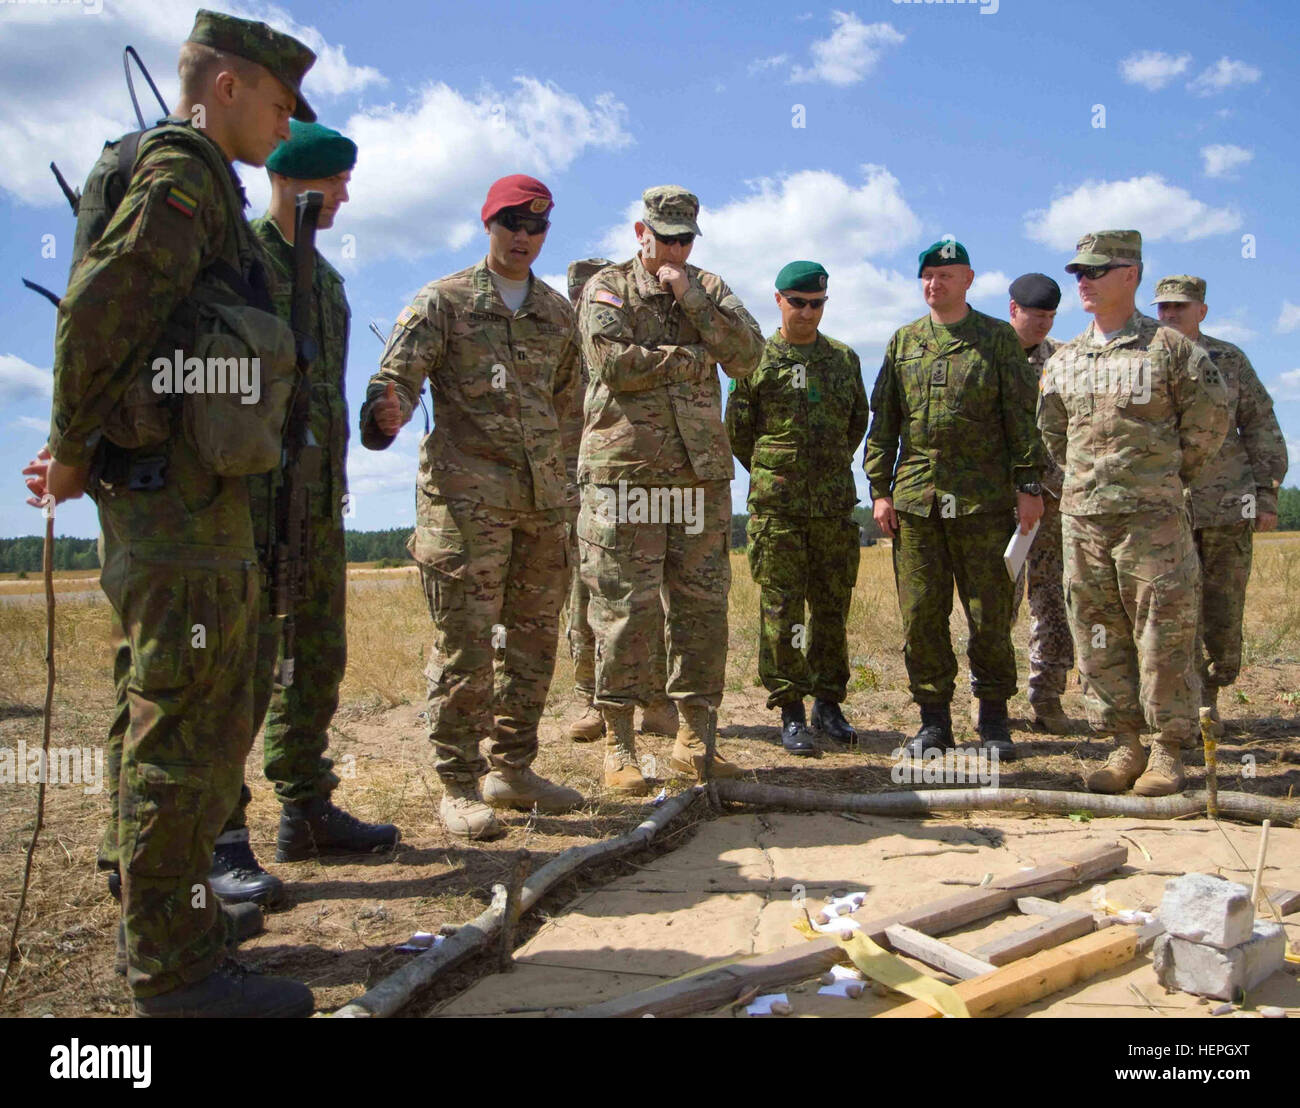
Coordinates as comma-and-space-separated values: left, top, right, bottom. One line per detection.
276, 796, 400, 862
210, 829, 286, 906
779, 701, 816, 756
117, 901, 264, 976
976, 698, 1017, 762
905, 702, 954, 758
811, 698, 858, 745
133, 958, 313, 1018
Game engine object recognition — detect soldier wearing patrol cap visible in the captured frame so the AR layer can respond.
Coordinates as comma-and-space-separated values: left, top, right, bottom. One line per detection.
576, 185, 764, 795
1151, 275, 1288, 738
1039, 233, 1230, 796
362, 174, 584, 841
865, 240, 1044, 763
726, 261, 869, 754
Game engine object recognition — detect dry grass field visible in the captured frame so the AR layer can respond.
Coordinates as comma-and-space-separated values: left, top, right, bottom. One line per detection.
2, 534, 1298, 1016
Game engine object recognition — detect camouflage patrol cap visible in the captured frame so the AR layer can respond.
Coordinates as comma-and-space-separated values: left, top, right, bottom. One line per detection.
1151, 274, 1207, 305
642, 185, 702, 236
1065, 229, 1142, 273
188, 9, 317, 122
567, 257, 613, 302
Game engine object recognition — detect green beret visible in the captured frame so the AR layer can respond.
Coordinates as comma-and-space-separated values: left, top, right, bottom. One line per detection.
775, 261, 828, 292
266, 120, 357, 180
917, 238, 970, 277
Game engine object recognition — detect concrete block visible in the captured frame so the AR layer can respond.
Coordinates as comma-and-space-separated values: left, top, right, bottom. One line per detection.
1153, 921, 1286, 1001
1158, 873, 1253, 949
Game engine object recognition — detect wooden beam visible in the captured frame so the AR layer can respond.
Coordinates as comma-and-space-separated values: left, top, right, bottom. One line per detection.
877, 927, 1138, 1018
973, 910, 1094, 966
884, 924, 997, 980
1266, 888, 1300, 916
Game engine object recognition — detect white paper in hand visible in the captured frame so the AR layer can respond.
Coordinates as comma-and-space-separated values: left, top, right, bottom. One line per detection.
1003, 519, 1040, 582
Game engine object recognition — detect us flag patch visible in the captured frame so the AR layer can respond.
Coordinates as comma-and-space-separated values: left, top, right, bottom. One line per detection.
165, 186, 198, 217
593, 289, 624, 308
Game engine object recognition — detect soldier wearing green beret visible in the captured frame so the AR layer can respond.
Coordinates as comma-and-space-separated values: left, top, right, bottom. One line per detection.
865, 240, 1044, 762
1151, 274, 1288, 739
24, 9, 318, 1016
726, 261, 868, 753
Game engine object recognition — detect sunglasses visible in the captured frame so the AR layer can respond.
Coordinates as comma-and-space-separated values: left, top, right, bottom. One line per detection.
651, 230, 696, 247
1073, 264, 1128, 281
782, 294, 827, 310
496, 211, 550, 235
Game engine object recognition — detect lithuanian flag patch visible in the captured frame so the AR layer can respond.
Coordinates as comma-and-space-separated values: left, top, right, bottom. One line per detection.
165, 186, 198, 218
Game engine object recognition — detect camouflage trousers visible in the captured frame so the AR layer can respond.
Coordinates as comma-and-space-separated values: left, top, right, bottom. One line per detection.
1194, 520, 1253, 690
413, 491, 570, 783
577, 481, 731, 708
747, 514, 860, 709
1010, 492, 1074, 703
893, 504, 1018, 705
1062, 510, 1200, 740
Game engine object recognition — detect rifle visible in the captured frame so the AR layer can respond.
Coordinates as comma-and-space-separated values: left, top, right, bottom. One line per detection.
272, 190, 324, 686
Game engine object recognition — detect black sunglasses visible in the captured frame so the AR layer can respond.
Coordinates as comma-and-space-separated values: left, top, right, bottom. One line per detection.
782, 294, 827, 310
1073, 264, 1127, 281
652, 230, 695, 247
496, 211, 550, 235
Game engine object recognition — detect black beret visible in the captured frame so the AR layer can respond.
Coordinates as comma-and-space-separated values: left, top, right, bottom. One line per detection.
1009, 273, 1061, 311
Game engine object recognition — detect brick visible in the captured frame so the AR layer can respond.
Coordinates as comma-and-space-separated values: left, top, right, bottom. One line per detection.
1158, 874, 1253, 950
1153, 921, 1286, 1001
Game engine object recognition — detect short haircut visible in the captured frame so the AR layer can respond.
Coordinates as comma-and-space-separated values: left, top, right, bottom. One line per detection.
177, 41, 266, 102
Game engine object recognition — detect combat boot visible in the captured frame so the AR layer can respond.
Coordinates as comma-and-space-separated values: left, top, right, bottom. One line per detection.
779, 701, 816, 756
1030, 696, 1071, 735
1084, 732, 1146, 794
1134, 736, 1185, 797
671, 702, 743, 780
116, 901, 264, 977
811, 698, 857, 746
567, 700, 605, 743
603, 705, 649, 796
905, 702, 954, 759
438, 780, 502, 840
210, 829, 285, 907
276, 796, 400, 862
133, 958, 313, 1018
483, 766, 584, 812
976, 699, 1016, 762
640, 697, 679, 737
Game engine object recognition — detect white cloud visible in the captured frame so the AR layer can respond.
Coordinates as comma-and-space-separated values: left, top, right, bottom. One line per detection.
1024, 175, 1241, 251
1118, 51, 1191, 91
0, 354, 53, 404
1189, 57, 1262, 96
11, 415, 50, 433
0, 0, 383, 207
1202, 317, 1256, 344
748, 54, 789, 75
345, 426, 419, 497
1277, 301, 1300, 334
1271, 370, 1300, 401
790, 12, 904, 87
969, 270, 1011, 304
1201, 144, 1253, 178
340, 78, 630, 263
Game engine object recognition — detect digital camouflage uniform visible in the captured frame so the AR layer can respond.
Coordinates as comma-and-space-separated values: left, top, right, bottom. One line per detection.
1186, 333, 1287, 693
726, 330, 869, 708
53, 125, 272, 999
360, 261, 581, 783
1039, 312, 1230, 740
1009, 336, 1075, 706
864, 309, 1042, 705
577, 254, 763, 708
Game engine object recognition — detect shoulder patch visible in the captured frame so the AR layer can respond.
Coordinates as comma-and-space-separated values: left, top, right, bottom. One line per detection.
396, 306, 420, 329
593, 289, 624, 308
165, 185, 198, 218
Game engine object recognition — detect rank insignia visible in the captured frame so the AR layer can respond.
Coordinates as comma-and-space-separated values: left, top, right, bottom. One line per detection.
930, 359, 948, 386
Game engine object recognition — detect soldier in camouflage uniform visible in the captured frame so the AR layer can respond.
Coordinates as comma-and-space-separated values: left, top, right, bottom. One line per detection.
361, 175, 583, 840
563, 259, 678, 745
576, 186, 763, 794
1039, 233, 1230, 796
726, 261, 868, 754
1152, 275, 1288, 737
25, 10, 317, 1016
1006, 273, 1075, 734
865, 240, 1044, 761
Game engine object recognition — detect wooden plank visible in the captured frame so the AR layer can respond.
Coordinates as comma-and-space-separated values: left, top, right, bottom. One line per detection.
973, 909, 1094, 966
1266, 888, 1300, 916
1016, 896, 1083, 918
877, 927, 1138, 1018
884, 924, 997, 980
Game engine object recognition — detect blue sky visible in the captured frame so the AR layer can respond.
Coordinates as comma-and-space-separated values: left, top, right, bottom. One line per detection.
2, 0, 1297, 539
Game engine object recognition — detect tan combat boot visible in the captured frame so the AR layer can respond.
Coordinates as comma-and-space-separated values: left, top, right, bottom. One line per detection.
439, 780, 502, 840
670, 703, 742, 780
640, 697, 679, 737
566, 700, 605, 743
483, 767, 584, 812
1031, 697, 1071, 735
1084, 732, 1146, 794
603, 705, 649, 796
1134, 736, 1185, 797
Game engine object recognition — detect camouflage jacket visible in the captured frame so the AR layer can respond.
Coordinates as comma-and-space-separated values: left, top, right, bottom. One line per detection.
1027, 337, 1065, 498
1187, 333, 1288, 527
360, 260, 581, 512
725, 330, 869, 516
1038, 312, 1230, 517
863, 308, 1042, 516
577, 254, 763, 486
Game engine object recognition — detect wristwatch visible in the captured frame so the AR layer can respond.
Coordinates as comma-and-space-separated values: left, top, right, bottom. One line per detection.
1017, 481, 1043, 496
